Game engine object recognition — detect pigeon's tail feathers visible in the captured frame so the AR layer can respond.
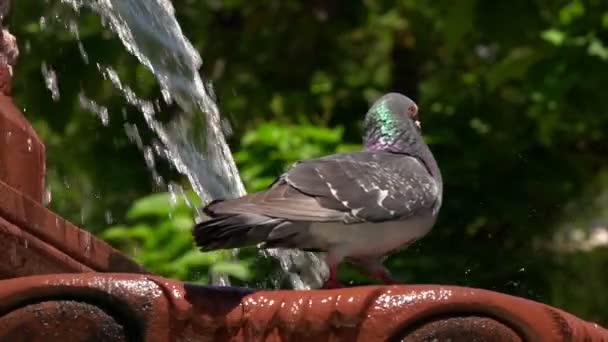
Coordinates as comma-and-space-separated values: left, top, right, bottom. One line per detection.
194, 213, 277, 251
201, 181, 349, 222
194, 213, 310, 251
202, 198, 226, 216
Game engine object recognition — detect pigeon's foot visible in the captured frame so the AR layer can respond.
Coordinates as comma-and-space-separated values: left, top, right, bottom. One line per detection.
322, 253, 344, 289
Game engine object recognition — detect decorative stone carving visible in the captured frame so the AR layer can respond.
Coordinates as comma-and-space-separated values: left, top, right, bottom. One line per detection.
0, 274, 606, 341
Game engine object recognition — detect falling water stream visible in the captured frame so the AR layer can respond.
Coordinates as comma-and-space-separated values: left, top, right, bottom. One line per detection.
57, 0, 326, 289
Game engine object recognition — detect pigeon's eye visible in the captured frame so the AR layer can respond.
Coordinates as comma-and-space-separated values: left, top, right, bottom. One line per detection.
407, 105, 418, 119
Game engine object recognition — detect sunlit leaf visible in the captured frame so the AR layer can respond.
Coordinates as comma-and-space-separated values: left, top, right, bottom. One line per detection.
171, 215, 195, 231
541, 29, 566, 46
559, 0, 585, 25
588, 38, 608, 60
127, 193, 176, 219
126, 191, 200, 219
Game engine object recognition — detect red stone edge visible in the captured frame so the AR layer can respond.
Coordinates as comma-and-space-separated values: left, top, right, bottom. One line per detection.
0, 214, 93, 278
0, 95, 45, 201
0, 273, 606, 341
0, 179, 146, 275
0, 96, 41, 151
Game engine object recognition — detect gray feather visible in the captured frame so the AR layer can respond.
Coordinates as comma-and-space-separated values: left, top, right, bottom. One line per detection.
193, 212, 314, 251
204, 183, 346, 222
285, 151, 440, 222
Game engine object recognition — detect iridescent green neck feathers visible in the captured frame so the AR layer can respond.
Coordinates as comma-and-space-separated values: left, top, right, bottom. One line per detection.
363, 93, 420, 152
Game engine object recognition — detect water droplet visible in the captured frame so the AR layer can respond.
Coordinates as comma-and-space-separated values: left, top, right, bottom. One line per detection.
77, 42, 89, 64
41, 62, 60, 101
168, 183, 180, 206
124, 123, 143, 149
211, 272, 231, 287
161, 89, 172, 104
153, 174, 165, 187
67, 19, 79, 36
27, 138, 32, 152
79, 92, 109, 126
104, 210, 113, 224
506, 280, 520, 288
84, 233, 92, 257
43, 186, 52, 207
143, 146, 155, 169
63, 177, 70, 189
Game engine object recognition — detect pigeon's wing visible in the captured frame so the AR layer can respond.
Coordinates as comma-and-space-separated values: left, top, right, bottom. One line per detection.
204, 181, 347, 222
207, 151, 440, 223
284, 151, 440, 223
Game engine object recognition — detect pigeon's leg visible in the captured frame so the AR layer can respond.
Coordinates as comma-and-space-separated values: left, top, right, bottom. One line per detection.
351, 257, 401, 285
322, 252, 344, 289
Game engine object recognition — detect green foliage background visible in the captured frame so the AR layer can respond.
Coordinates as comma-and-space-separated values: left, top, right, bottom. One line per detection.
9, 0, 608, 324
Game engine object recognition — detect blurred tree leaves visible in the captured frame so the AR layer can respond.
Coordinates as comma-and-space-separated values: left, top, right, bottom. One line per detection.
235, 122, 358, 191
8, 0, 608, 324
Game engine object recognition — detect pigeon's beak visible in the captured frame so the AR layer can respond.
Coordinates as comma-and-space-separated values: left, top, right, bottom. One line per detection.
414, 120, 422, 130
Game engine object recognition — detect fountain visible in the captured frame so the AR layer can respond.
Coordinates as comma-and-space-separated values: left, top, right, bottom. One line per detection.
0, 0, 607, 340
61, 0, 327, 289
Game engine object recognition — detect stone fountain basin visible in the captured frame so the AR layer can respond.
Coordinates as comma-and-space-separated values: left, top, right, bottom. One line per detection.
1, 273, 606, 341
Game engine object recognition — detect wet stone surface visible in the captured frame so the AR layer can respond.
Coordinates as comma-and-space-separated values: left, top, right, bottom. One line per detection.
0, 300, 130, 341
0, 274, 607, 341
396, 316, 522, 342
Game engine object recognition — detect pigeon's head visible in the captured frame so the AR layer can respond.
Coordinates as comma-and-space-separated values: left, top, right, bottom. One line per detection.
363, 93, 422, 151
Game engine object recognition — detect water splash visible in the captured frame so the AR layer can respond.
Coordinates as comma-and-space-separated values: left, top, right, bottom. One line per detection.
266, 249, 328, 289
77, 0, 245, 203
43, 185, 52, 207
66, 18, 89, 64
41, 62, 60, 101
104, 210, 114, 224
62, 0, 324, 289
79, 92, 109, 125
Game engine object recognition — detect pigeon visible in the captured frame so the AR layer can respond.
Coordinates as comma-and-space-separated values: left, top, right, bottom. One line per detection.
193, 93, 443, 288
